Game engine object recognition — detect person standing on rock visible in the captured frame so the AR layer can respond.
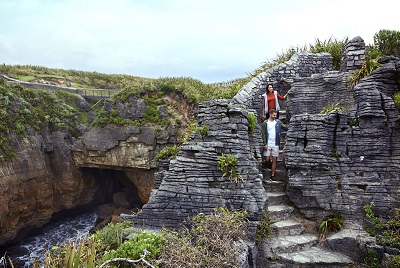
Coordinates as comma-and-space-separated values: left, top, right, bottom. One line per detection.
262, 109, 288, 180
261, 83, 288, 120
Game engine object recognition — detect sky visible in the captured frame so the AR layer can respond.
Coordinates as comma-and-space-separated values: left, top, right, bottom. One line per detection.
1, 0, 399, 83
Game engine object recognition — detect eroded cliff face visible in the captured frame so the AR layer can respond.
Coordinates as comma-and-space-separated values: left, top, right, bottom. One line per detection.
0, 123, 180, 246
0, 129, 117, 246
72, 125, 181, 204
285, 56, 400, 222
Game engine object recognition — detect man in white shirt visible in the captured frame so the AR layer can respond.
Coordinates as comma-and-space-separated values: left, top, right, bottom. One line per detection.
261, 109, 288, 180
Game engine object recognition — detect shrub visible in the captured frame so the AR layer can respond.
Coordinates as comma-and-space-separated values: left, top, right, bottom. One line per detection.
217, 153, 243, 184
159, 208, 248, 268
154, 144, 180, 161
318, 213, 344, 240
384, 255, 400, 268
364, 199, 400, 250
101, 231, 161, 267
195, 125, 209, 141
89, 221, 133, 252
309, 37, 348, 70
349, 46, 381, 87
180, 121, 198, 142
256, 209, 272, 242
247, 112, 257, 135
394, 92, 400, 107
320, 102, 344, 114
374, 29, 400, 58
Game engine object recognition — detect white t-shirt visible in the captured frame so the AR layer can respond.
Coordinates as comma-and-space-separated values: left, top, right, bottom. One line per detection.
267, 120, 277, 146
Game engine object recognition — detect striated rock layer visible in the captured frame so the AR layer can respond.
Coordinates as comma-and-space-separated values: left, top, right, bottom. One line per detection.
285, 56, 400, 222
125, 100, 267, 234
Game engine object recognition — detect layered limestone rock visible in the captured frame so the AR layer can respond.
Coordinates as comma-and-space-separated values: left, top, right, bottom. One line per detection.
124, 100, 267, 233
231, 51, 333, 114
284, 56, 400, 222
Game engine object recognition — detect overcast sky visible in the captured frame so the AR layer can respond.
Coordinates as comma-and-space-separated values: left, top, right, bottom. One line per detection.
1, 0, 399, 83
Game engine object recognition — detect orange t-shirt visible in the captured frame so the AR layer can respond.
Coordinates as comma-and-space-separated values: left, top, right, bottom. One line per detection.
267, 93, 277, 110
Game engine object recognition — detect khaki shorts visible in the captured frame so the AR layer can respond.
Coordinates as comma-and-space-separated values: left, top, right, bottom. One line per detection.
264, 146, 279, 157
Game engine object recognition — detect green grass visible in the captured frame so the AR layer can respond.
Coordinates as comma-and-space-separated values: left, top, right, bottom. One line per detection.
15, 75, 36, 82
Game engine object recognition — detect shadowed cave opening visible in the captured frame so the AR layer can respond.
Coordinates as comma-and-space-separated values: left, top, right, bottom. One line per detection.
79, 167, 146, 230
0, 167, 148, 265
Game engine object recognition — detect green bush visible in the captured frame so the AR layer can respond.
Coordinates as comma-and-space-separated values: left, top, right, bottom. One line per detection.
309, 37, 348, 70
320, 102, 344, 114
90, 221, 133, 251
374, 29, 400, 58
247, 112, 257, 135
256, 209, 272, 242
159, 208, 248, 268
102, 231, 161, 267
318, 213, 344, 240
195, 125, 209, 141
384, 255, 400, 268
154, 144, 180, 161
217, 153, 243, 184
349, 45, 381, 87
394, 92, 400, 107
364, 199, 400, 249
180, 121, 199, 142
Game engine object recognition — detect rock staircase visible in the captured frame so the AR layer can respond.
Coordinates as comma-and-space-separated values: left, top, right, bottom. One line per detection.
260, 110, 354, 267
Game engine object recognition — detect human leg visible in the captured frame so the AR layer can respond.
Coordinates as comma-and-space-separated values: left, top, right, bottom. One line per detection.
271, 156, 277, 177
265, 147, 273, 165
270, 146, 279, 179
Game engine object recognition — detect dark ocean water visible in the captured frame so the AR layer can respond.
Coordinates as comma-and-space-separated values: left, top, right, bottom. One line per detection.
0, 210, 98, 268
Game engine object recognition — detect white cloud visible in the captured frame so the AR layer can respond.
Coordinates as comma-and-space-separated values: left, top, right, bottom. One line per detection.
1, 0, 400, 83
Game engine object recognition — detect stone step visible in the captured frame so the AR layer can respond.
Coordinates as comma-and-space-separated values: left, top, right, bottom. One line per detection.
270, 219, 305, 237
269, 234, 318, 255
267, 192, 289, 205
271, 247, 353, 268
262, 168, 287, 182
263, 180, 286, 192
268, 205, 294, 221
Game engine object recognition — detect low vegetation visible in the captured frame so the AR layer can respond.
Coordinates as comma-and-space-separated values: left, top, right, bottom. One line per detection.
154, 144, 180, 161
247, 112, 257, 135
255, 209, 272, 243
319, 102, 346, 114
364, 194, 400, 267
0, 80, 86, 162
36, 208, 248, 268
217, 153, 243, 184
350, 29, 400, 87
318, 212, 344, 240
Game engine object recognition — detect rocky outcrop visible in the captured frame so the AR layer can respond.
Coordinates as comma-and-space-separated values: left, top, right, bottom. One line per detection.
340, 36, 366, 72
124, 36, 400, 266
0, 129, 118, 246
231, 52, 333, 114
284, 55, 400, 222
123, 100, 267, 235
72, 125, 181, 204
